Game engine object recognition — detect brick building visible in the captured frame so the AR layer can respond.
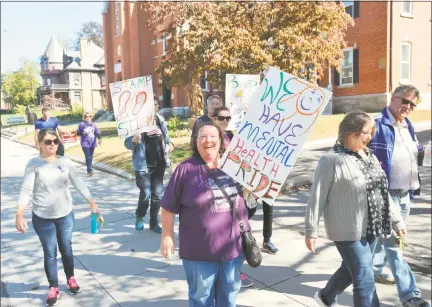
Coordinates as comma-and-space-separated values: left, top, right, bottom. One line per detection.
102, 1, 431, 114
320, 1, 431, 112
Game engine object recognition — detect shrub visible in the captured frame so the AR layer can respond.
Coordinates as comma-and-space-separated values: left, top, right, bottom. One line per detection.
167, 116, 182, 131
71, 105, 84, 118
12, 105, 26, 115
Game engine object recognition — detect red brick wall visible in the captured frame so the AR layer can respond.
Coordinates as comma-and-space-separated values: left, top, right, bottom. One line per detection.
332, 2, 389, 97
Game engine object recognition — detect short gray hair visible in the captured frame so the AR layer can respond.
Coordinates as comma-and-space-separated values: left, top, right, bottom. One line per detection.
392, 85, 420, 102
337, 110, 375, 145
207, 95, 222, 106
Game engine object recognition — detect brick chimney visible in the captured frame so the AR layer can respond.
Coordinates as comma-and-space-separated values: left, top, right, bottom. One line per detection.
80, 37, 89, 67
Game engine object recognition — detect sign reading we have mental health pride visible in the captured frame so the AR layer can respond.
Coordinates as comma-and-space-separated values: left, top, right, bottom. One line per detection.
225, 74, 260, 131
219, 67, 332, 205
109, 75, 156, 139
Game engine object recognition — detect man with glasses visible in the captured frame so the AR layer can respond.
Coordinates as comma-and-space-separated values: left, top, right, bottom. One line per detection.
370, 85, 429, 307
191, 95, 222, 140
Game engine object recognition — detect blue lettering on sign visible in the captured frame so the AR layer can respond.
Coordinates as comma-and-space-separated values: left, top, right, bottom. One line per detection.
6, 116, 26, 124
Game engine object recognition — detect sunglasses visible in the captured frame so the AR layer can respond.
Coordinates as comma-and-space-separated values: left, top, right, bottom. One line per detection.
396, 97, 417, 110
43, 139, 60, 146
215, 116, 231, 122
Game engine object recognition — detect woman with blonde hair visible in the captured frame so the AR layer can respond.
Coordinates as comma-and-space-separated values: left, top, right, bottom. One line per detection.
16, 128, 100, 306
305, 110, 407, 307
76, 112, 101, 176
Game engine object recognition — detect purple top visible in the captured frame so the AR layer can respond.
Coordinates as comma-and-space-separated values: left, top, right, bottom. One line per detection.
161, 155, 250, 261
76, 122, 100, 148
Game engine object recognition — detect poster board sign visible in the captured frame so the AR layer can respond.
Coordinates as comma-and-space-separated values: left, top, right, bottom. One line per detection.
225, 74, 260, 131
61, 131, 77, 143
219, 67, 332, 205
109, 75, 155, 139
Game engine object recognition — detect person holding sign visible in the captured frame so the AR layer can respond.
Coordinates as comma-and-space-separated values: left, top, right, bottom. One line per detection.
305, 111, 407, 307
124, 94, 174, 233
160, 122, 249, 307
191, 95, 222, 139
16, 128, 100, 307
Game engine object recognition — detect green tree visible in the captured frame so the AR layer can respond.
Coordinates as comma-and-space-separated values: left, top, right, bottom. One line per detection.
72, 21, 104, 50
2, 60, 39, 108
143, 1, 353, 112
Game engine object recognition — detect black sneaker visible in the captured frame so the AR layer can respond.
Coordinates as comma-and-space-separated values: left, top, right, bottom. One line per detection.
263, 242, 279, 254
240, 273, 253, 288
403, 297, 431, 307
46, 287, 60, 306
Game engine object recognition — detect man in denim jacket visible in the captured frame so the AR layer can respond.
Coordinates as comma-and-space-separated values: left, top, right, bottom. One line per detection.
370, 85, 429, 307
124, 95, 174, 233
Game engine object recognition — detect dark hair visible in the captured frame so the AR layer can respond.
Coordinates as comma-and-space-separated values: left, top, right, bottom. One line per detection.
212, 106, 230, 118
191, 122, 226, 157
337, 110, 375, 145
37, 128, 58, 143
153, 93, 159, 104
42, 107, 50, 113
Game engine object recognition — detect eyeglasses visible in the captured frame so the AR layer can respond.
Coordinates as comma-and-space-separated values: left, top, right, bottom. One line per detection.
396, 97, 417, 110
43, 139, 60, 145
215, 116, 231, 122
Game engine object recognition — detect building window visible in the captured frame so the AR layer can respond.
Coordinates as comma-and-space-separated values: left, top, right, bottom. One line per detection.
200, 71, 209, 91
44, 60, 49, 71
162, 35, 167, 56
101, 74, 106, 86
74, 93, 82, 103
47, 78, 51, 86
340, 49, 353, 85
343, 1, 359, 18
401, 1, 413, 15
74, 74, 80, 86
114, 2, 120, 36
400, 42, 411, 82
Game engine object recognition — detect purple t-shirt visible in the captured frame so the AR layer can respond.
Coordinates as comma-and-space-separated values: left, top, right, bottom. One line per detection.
161, 155, 250, 261
77, 122, 100, 148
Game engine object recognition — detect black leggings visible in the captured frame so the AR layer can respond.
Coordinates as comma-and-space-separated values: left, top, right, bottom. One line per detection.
247, 201, 273, 243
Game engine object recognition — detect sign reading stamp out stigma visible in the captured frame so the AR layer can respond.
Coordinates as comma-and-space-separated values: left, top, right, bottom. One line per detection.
219, 67, 332, 205
109, 75, 156, 139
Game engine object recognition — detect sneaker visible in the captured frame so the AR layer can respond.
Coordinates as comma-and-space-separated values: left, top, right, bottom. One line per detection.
87, 171, 93, 177
240, 273, 254, 288
135, 216, 144, 231
263, 242, 279, 254
67, 276, 81, 295
46, 287, 60, 306
375, 272, 396, 285
314, 291, 337, 306
403, 297, 431, 307
150, 224, 162, 234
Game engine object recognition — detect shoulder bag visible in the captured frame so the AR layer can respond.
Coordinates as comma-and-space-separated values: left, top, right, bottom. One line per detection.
204, 164, 262, 268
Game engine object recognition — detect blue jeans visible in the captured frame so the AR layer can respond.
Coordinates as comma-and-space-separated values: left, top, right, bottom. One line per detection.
373, 190, 421, 302
32, 211, 75, 288
82, 146, 95, 173
320, 238, 379, 307
182, 254, 244, 307
135, 165, 165, 227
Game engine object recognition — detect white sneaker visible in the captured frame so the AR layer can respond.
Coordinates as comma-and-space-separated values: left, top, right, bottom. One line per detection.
314, 292, 337, 306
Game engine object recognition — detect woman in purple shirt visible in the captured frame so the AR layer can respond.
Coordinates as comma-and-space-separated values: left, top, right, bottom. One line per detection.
76, 112, 101, 176
160, 122, 250, 307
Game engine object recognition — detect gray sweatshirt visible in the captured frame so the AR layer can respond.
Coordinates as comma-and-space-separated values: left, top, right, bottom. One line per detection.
305, 149, 405, 241
18, 156, 92, 219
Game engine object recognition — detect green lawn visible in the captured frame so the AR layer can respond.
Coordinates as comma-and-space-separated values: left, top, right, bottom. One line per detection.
14, 110, 431, 175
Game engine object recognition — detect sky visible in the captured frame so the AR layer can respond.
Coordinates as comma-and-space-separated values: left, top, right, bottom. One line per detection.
1, 1, 104, 76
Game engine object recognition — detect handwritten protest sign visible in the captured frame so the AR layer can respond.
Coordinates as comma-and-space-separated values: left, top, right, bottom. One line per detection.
225, 74, 260, 131
219, 67, 332, 205
109, 75, 155, 139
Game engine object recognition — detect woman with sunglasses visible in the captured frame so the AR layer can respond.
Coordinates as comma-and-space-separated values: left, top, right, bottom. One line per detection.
212, 106, 233, 147
77, 112, 101, 176
15, 128, 100, 307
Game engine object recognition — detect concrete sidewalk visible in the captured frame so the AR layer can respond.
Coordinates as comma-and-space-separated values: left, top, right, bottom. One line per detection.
1, 131, 431, 306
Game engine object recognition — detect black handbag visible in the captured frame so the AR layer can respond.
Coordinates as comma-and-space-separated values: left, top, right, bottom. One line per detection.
204, 164, 262, 268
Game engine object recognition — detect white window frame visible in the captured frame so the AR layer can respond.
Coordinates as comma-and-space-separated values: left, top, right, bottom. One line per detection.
162, 35, 167, 56
44, 60, 49, 71
343, 1, 354, 18
74, 93, 82, 102
400, 42, 411, 83
114, 2, 120, 36
340, 48, 354, 86
46, 78, 51, 86
401, 1, 413, 16
200, 71, 209, 92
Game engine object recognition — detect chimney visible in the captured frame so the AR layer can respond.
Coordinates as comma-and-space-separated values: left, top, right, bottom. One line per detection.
80, 37, 89, 67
